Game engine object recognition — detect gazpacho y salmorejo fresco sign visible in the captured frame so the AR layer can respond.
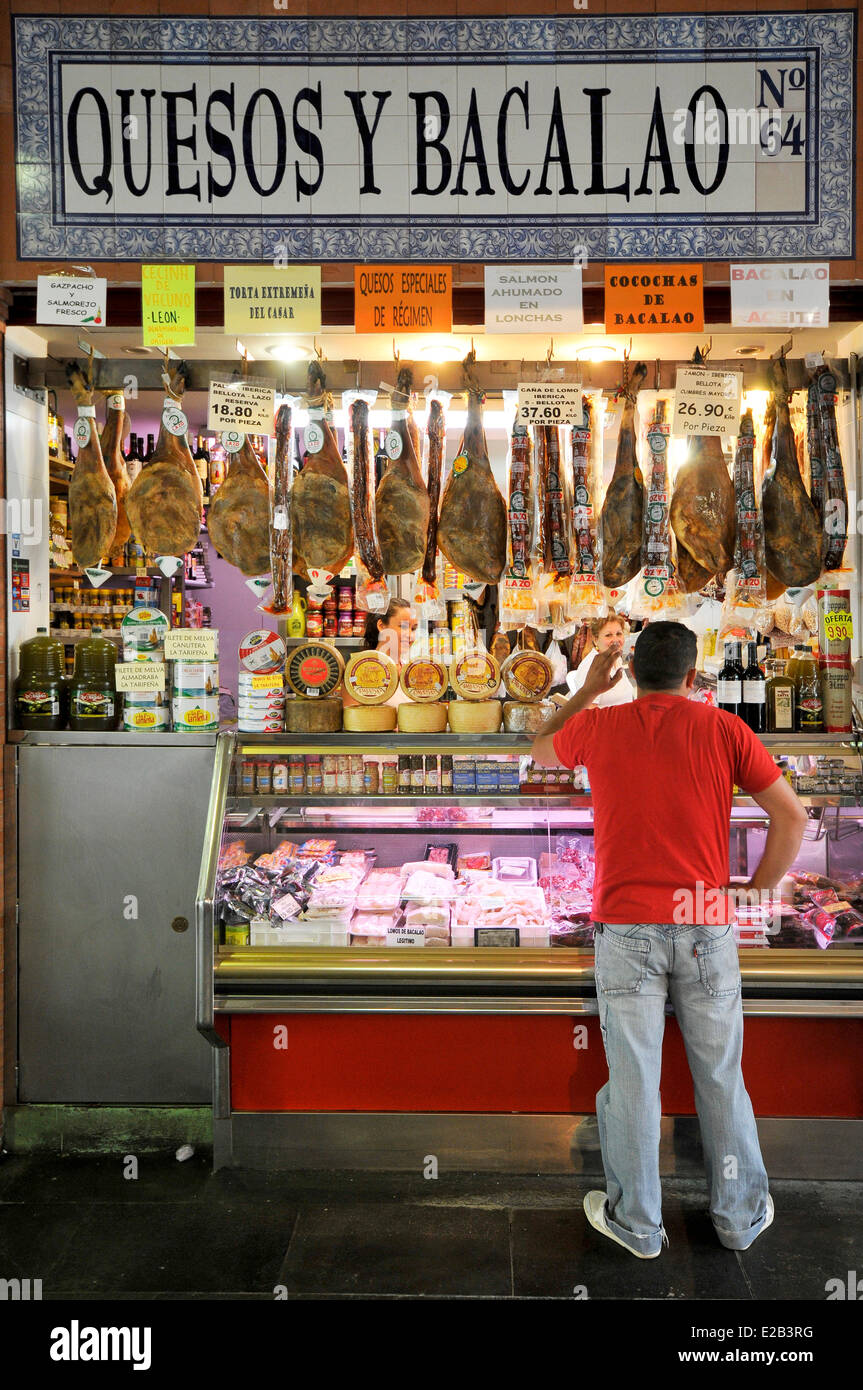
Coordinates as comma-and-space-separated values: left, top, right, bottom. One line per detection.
12, 12, 855, 263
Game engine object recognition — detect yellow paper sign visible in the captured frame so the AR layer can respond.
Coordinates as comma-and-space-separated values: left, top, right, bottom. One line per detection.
164, 629, 217, 661
141, 265, 196, 346
824, 611, 853, 643
223, 267, 322, 334
250, 674, 284, 691
115, 662, 167, 693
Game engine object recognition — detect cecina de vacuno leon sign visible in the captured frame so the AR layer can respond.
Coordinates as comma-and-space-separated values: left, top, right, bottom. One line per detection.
12, 11, 855, 262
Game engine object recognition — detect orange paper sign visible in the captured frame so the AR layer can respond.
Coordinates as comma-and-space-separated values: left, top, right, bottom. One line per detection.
354, 265, 452, 334
604, 264, 703, 333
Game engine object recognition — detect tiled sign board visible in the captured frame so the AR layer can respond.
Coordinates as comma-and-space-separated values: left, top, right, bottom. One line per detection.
13, 12, 855, 263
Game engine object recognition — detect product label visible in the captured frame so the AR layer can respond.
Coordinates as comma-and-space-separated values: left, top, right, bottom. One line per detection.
73, 417, 91, 448
346, 653, 396, 701
717, 679, 741, 703
247, 674, 284, 691
772, 688, 794, 730
162, 402, 189, 436
115, 661, 167, 693
384, 429, 403, 460
823, 609, 853, 645
123, 705, 168, 730
164, 629, 217, 661
386, 926, 425, 947
74, 692, 115, 718
18, 691, 59, 716
400, 658, 447, 703
742, 681, 765, 703
221, 430, 245, 454
304, 421, 324, 455
238, 628, 285, 674
107, 393, 125, 412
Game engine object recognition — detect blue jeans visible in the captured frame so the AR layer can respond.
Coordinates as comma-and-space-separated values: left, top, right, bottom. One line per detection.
593, 921, 770, 1256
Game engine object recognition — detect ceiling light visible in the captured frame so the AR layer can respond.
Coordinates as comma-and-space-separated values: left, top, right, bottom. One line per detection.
736, 345, 765, 356
267, 340, 314, 363
414, 337, 469, 363
575, 343, 621, 363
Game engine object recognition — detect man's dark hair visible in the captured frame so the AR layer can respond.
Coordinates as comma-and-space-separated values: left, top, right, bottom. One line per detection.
632, 621, 698, 691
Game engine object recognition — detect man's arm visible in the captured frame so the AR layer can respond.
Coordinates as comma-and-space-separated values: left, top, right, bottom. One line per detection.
746, 776, 809, 890
530, 647, 623, 767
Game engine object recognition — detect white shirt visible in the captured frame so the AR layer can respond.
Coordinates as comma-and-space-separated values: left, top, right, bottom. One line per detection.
565, 648, 635, 708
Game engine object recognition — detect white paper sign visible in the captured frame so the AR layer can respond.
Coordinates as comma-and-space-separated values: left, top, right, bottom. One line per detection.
485, 265, 583, 333
516, 382, 584, 427
386, 926, 425, 947
730, 263, 830, 328
672, 368, 743, 438
207, 377, 275, 433
164, 629, 217, 660
36, 275, 107, 326
115, 662, 167, 693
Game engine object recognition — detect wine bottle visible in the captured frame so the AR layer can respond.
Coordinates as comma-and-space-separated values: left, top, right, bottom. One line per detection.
144, 433, 155, 463
717, 640, 743, 718
742, 640, 766, 732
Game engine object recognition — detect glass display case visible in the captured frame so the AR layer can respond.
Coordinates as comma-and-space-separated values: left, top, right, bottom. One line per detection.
196, 730, 863, 1045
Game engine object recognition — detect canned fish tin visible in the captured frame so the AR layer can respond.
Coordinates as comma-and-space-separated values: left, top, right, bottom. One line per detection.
123, 702, 169, 731
172, 661, 220, 696
172, 695, 219, 731
237, 716, 284, 733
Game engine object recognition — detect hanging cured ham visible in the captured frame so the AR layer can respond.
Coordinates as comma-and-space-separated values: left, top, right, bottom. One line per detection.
267, 404, 294, 614
291, 362, 353, 576
670, 433, 736, 583
599, 362, 647, 588
811, 363, 848, 571
349, 398, 385, 581
761, 356, 822, 588
421, 398, 445, 587
437, 355, 507, 585
126, 368, 202, 558
207, 434, 271, 576
67, 364, 118, 569
375, 367, 430, 575
99, 390, 131, 554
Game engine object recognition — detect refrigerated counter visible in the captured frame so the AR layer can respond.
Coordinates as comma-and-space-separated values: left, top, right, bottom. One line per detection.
196, 731, 863, 1173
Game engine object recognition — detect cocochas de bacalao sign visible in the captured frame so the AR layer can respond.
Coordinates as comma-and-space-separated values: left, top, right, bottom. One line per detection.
12, 11, 855, 263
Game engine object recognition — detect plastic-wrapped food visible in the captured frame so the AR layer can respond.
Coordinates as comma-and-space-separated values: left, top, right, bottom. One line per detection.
725, 411, 769, 620
405, 903, 450, 929
500, 422, 538, 626
810, 363, 848, 571
424, 843, 458, 868
492, 857, 537, 883
457, 852, 491, 873
567, 397, 605, 619
400, 859, 454, 880
402, 869, 459, 903
298, 838, 337, 861
632, 398, 687, 618
219, 840, 252, 871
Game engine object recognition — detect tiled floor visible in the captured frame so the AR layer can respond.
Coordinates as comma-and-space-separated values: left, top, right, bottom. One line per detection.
0, 1155, 860, 1300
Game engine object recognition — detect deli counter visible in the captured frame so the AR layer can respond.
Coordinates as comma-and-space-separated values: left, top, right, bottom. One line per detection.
196, 730, 863, 1173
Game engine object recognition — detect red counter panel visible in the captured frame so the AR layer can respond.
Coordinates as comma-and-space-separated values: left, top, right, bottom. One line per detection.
228, 1015, 863, 1118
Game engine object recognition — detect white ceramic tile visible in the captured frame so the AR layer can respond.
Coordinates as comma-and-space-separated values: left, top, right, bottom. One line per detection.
756, 160, 806, 214
505, 63, 555, 118
457, 63, 510, 118
605, 64, 659, 117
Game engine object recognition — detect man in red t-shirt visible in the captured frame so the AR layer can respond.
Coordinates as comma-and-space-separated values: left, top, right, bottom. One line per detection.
531, 622, 807, 1259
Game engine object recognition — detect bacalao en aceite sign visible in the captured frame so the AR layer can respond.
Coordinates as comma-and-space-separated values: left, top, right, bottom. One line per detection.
354, 265, 452, 334
604, 264, 703, 333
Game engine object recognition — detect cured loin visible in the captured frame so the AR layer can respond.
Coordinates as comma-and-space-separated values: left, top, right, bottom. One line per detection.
67, 364, 118, 569
422, 398, 445, 586
536, 426, 571, 578
267, 404, 293, 614
812, 364, 848, 570
375, 367, 430, 574
292, 362, 353, 576
437, 356, 507, 585
126, 367, 202, 558
349, 398, 385, 581
99, 390, 131, 554
600, 361, 647, 588
761, 356, 822, 588
208, 433, 271, 577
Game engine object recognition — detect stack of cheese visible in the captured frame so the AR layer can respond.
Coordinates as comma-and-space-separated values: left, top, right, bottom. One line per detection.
342, 650, 399, 732
447, 649, 503, 733
397, 655, 449, 733
283, 641, 345, 732
500, 648, 555, 732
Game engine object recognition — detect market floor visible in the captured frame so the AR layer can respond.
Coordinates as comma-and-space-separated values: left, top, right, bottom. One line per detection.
0, 1155, 860, 1300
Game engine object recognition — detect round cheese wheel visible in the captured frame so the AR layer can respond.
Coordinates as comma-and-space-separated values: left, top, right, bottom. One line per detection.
397, 701, 448, 733
503, 699, 554, 733
238, 628, 286, 675
399, 656, 448, 703
501, 649, 554, 703
343, 704, 398, 732
283, 697, 343, 733
447, 699, 502, 733
344, 649, 399, 705
284, 642, 345, 698
449, 650, 501, 701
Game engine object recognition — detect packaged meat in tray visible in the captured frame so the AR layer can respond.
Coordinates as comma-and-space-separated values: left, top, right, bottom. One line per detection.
424, 842, 458, 869
492, 856, 537, 883
402, 868, 460, 904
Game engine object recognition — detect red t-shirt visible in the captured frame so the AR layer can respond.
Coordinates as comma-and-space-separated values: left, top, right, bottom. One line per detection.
552, 694, 781, 925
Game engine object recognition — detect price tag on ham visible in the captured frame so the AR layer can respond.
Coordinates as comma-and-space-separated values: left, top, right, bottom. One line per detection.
115, 661, 166, 693
304, 421, 324, 454
207, 376, 275, 433
221, 430, 244, 454
162, 400, 189, 436
672, 368, 742, 438
384, 430, 403, 460
516, 383, 583, 426
73, 416, 91, 447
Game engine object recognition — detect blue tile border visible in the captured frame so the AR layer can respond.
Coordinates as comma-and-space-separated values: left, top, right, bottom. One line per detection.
12, 11, 855, 262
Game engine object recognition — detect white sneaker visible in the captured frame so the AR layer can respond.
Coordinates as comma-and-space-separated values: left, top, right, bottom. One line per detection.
583, 1190, 664, 1259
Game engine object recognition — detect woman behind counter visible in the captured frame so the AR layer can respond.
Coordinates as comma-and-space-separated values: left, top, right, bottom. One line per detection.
563, 613, 635, 709
344, 598, 420, 709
